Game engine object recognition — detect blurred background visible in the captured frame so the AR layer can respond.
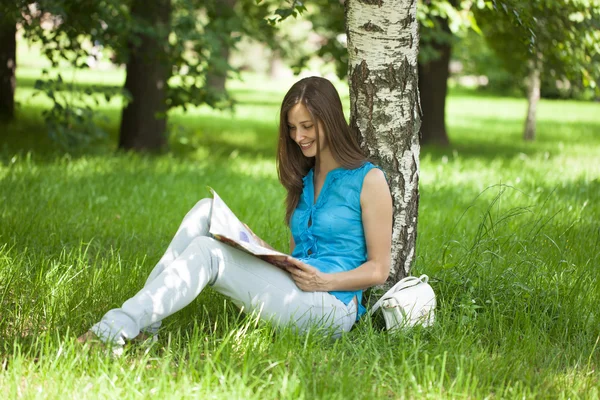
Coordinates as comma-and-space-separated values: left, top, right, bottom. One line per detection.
1, 0, 598, 154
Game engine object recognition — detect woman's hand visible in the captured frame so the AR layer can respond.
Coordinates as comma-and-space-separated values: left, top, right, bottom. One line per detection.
285, 257, 330, 292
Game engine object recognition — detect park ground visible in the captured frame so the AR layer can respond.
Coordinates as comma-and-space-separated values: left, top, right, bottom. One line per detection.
1, 50, 600, 398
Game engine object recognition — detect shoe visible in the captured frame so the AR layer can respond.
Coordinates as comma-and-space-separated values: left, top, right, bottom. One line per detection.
76, 331, 102, 345
131, 331, 159, 345
76, 331, 123, 357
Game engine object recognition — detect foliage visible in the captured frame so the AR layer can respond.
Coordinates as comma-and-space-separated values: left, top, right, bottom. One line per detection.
276, 0, 485, 79
453, 29, 524, 95
32, 71, 123, 149
475, 0, 600, 94
265, 0, 307, 25
9, 0, 288, 148
417, 0, 483, 64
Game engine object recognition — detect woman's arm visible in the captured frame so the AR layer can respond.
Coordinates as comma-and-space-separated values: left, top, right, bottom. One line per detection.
286, 168, 393, 292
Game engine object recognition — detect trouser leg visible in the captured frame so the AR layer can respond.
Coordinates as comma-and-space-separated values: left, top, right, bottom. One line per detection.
90, 236, 220, 344
90, 198, 214, 343
90, 236, 356, 344
207, 238, 356, 336
141, 198, 213, 335
144, 198, 213, 284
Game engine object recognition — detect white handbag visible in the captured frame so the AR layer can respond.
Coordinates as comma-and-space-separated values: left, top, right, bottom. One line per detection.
369, 274, 436, 331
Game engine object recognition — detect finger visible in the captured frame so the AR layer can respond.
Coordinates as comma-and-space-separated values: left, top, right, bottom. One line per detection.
286, 256, 301, 267
287, 257, 309, 271
286, 266, 300, 277
290, 268, 304, 279
295, 263, 313, 274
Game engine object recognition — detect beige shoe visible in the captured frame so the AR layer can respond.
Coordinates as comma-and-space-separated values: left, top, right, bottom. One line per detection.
76, 331, 102, 345
76, 331, 123, 357
131, 331, 159, 345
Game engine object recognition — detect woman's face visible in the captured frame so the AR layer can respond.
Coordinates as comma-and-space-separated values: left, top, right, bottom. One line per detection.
287, 103, 327, 158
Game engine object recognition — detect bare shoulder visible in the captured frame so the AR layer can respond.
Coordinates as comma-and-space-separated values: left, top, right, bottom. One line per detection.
360, 167, 391, 206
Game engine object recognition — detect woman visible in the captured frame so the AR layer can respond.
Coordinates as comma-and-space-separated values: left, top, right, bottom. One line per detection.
78, 77, 393, 348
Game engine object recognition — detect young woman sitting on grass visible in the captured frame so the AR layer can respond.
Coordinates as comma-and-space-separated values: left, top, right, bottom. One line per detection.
77, 76, 393, 348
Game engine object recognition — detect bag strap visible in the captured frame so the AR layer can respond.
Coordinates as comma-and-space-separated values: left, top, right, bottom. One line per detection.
369, 275, 429, 315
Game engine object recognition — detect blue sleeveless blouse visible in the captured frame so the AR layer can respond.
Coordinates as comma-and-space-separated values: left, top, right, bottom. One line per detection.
290, 161, 381, 319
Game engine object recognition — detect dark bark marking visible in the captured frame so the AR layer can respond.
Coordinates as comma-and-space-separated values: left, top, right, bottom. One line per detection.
361, 21, 385, 33
358, 0, 384, 6
386, 63, 399, 90
359, 59, 370, 82
396, 36, 411, 48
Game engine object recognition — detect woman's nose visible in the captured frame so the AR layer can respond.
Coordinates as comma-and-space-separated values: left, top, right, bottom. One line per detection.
293, 129, 305, 142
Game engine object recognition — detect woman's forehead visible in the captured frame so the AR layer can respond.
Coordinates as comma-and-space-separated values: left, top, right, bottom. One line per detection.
288, 103, 312, 121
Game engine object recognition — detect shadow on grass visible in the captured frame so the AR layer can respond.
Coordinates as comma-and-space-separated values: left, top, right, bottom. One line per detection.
2, 99, 599, 166
422, 117, 600, 162
0, 105, 281, 163
415, 177, 600, 287
2, 159, 598, 350
0, 158, 288, 344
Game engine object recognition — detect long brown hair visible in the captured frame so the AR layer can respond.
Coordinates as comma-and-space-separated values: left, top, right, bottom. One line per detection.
277, 77, 366, 225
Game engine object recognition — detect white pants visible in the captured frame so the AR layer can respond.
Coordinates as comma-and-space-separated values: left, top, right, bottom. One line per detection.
90, 198, 356, 345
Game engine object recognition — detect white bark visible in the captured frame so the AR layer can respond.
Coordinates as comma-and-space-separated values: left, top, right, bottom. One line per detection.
346, 0, 421, 284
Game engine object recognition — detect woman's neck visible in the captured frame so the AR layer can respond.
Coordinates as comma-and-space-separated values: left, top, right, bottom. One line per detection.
315, 153, 341, 178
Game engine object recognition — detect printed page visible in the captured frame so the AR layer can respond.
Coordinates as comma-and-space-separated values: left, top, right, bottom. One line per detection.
208, 188, 293, 269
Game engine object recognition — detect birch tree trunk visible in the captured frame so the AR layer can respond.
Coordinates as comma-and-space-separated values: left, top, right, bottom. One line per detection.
346, 0, 421, 285
523, 54, 541, 141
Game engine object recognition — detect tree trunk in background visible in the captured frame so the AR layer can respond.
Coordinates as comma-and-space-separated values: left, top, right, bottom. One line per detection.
523, 55, 541, 141
118, 0, 171, 151
206, 0, 236, 94
0, 20, 16, 121
418, 24, 451, 146
346, 0, 421, 285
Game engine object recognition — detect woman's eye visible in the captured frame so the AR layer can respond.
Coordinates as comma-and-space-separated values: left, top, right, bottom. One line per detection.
288, 126, 296, 131
303, 125, 313, 130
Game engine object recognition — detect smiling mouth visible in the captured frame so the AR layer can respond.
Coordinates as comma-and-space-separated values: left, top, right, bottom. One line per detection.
299, 141, 314, 150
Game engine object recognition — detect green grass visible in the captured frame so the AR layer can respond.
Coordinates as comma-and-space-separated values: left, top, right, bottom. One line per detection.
1, 57, 600, 398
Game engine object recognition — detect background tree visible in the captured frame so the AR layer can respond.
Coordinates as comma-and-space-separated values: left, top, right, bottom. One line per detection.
476, 0, 600, 141
118, 0, 171, 151
346, 0, 421, 283
418, 9, 452, 146
0, 9, 17, 121
14, 0, 279, 151
417, 0, 480, 146
205, 0, 237, 94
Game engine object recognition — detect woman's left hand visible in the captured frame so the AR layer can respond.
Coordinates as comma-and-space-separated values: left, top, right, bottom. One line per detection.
285, 257, 330, 292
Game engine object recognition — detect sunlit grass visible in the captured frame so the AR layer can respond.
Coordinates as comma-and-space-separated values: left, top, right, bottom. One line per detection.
1, 57, 600, 398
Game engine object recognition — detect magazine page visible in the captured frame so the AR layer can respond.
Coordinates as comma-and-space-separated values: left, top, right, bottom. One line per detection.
208, 188, 293, 269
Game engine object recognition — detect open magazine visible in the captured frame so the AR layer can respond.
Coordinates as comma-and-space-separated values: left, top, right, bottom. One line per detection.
208, 188, 294, 270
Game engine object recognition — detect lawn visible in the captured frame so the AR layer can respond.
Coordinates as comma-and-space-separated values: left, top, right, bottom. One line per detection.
0, 59, 599, 398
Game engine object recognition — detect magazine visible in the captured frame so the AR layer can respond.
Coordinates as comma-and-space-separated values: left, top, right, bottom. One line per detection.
208, 188, 294, 270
